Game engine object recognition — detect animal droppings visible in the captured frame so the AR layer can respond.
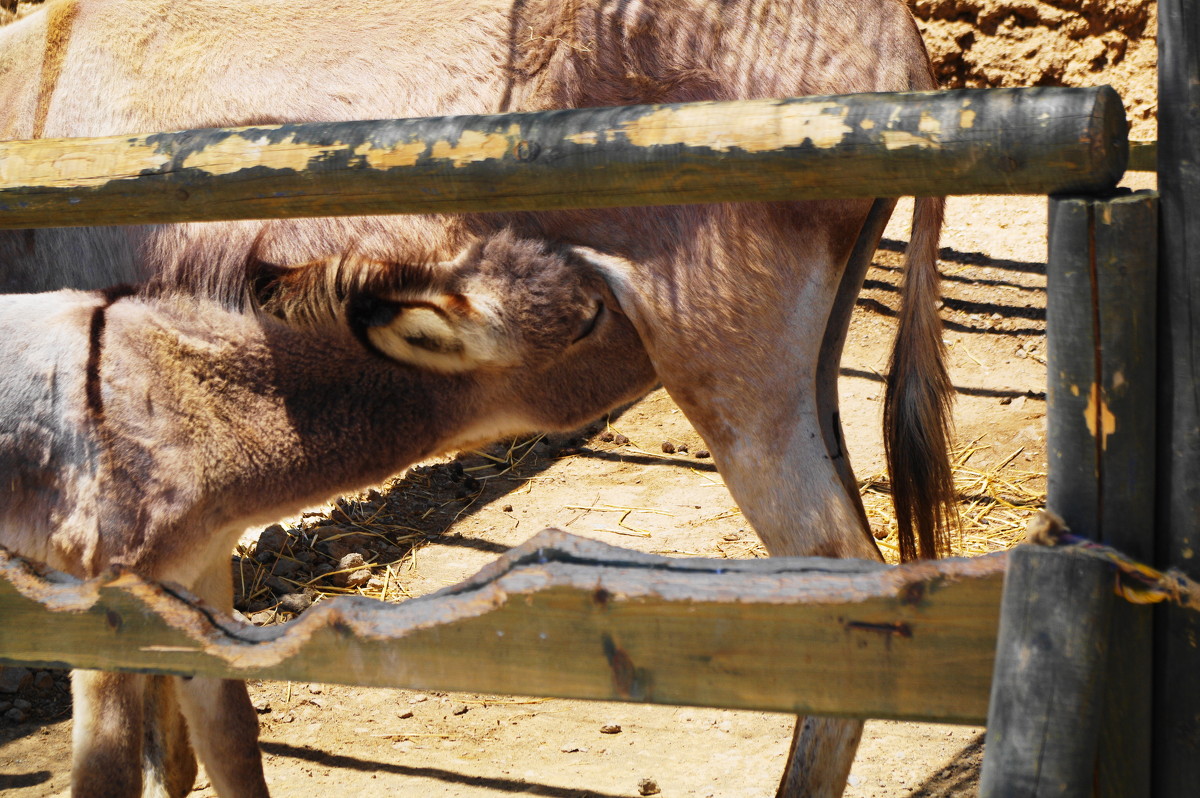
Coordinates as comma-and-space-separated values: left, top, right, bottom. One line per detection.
638, 777, 662, 795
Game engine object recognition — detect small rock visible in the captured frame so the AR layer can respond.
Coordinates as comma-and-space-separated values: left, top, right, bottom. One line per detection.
277, 592, 313, 615
4, 708, 26, 724
338, 552, 367, 571
252, 698, 271, 713
638, 777, 661, 795
33, 671, 56, 692
599, 431, 615, 442
254, 525, 289, 560
613, 433, 630, 446
409, 694, 429, 704
999, 396, 1013, 405
661, 441, 676, 454
0, 701, 10, 714
599, 723, 622, 734
343, 568, 373, 588
694, 449, 711, 459
397, 710, 414, 720
12, 699, 31, 711
249, 609, 276, 626
308, 683, 324, 694
502, 505, 513, 512
451, 704, 469, 716
271, 558, 303, 578
0, 667, 32, 694
676, 443, 689, 453
367, 576, 386, 590
560, 744, 588, 753
265, 576, 293, 595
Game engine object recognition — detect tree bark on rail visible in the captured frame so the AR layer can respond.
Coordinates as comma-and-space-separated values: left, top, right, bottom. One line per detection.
0, 530, 1005, 724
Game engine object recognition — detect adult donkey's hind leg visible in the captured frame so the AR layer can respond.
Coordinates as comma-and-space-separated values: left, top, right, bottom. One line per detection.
578, 198, 898, 797
772, 200, 896, 798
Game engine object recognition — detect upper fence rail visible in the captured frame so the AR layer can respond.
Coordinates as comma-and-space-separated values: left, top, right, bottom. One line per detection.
0, 86, 1127, 229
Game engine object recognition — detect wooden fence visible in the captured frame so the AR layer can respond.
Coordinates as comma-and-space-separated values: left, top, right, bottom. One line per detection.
0, 65, 1183, 798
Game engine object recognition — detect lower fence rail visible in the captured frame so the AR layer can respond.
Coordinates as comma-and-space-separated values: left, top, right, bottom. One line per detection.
0, 528, 1006, 724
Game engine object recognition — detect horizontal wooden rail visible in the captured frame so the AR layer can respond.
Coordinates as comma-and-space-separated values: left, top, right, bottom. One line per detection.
0, 87, 1126, 228
0, 530, 1010, 723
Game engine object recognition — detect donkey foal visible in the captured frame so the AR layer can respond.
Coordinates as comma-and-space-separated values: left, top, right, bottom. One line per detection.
0, 233, 656, 797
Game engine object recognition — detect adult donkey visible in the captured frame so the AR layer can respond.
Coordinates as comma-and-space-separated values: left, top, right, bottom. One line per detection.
0, 0, 953, 795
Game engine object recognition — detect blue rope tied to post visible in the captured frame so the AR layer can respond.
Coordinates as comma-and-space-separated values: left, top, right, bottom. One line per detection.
1026, 510, 1200, 611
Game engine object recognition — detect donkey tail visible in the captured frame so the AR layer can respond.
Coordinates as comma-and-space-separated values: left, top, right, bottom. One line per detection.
883, 195, 956, 561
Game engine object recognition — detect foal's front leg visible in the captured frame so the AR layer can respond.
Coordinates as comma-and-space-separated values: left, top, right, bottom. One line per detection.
171, 554, 269, 798
72, 670, 146, 798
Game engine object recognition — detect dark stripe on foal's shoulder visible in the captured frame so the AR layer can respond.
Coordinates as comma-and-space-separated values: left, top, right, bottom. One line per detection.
85, 285, 139, 419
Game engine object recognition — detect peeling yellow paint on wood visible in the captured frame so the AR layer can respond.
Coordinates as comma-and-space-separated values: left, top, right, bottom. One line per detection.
565, 130, 602, 145
960, 110, 977, 129
352, 139, 426, 169
881, 131, 939, 151
429, 125, 522, 166
1070, 384, 1081, 397
618, 101, 852, 152
0, 138, 162, 186
1085, 382, 1117, 450
918, 112, 941, 136
179, 133, 319, 175
859, 119, 876, 131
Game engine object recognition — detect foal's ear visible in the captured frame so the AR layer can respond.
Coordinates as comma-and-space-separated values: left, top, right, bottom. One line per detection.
349, 289, 518, 373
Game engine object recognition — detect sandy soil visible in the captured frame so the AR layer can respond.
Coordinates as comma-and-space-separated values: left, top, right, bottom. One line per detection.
0, 0, 1159, 795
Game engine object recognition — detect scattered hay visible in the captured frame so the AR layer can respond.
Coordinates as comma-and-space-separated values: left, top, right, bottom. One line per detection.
239, 422, 1043, 626
236, 428, 607, 624
862, 440, 1045, 564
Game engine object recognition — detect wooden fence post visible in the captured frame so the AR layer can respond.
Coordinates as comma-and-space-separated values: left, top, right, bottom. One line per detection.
978, 546, 1115, 798
980, 191, 1158, 797
1156, 0, 1200, 791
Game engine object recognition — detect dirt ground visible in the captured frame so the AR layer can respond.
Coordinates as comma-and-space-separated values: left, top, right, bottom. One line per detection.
0, 0, 1160, 795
